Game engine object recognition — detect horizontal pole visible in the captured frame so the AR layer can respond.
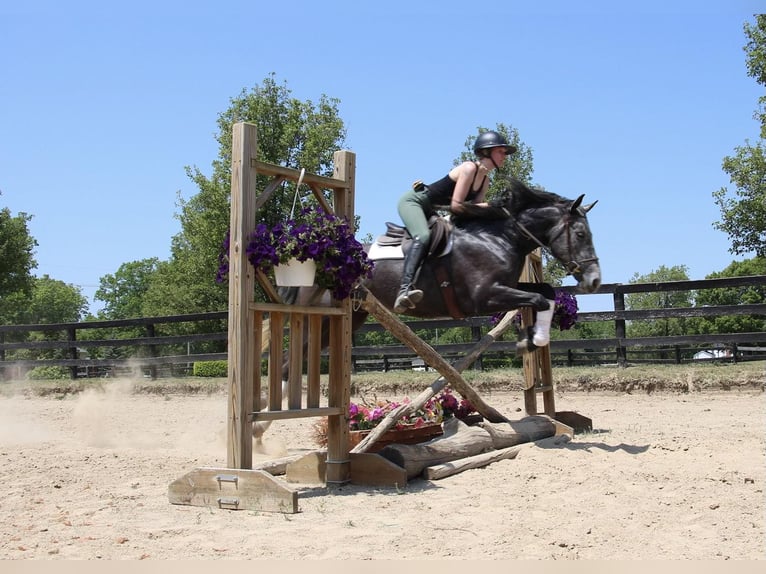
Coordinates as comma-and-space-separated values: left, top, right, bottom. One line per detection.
249, 302, 347, 316
249, 407, 344, 421
252, 160, 350, 190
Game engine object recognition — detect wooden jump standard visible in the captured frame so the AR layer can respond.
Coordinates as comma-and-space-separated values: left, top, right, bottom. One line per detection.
170, 122, 357, 513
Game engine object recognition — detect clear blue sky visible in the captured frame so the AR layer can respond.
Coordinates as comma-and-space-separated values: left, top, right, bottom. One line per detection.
1, 1, 763, 315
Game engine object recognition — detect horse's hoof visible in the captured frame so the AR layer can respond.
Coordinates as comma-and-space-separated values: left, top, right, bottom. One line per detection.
515, 338, 538, 356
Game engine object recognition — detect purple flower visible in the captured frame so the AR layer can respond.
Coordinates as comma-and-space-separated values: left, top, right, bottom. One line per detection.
438, 389, 460, 417
553, 289, 578, 331
369, 407, 385, 421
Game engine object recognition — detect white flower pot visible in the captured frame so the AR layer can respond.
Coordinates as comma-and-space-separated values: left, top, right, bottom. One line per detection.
274, 258, 317, 287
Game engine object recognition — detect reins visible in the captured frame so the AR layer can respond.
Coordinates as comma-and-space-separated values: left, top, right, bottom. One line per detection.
513, 211, 598, 276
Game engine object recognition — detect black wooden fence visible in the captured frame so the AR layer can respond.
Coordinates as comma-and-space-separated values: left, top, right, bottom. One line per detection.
1, 275, 765, 380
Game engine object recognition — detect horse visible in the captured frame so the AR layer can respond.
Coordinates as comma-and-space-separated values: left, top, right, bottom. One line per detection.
283, 177, 600, 347
252, 178, 601, 442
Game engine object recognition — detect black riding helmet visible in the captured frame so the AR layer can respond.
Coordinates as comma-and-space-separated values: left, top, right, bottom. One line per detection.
473, 130, 517, 158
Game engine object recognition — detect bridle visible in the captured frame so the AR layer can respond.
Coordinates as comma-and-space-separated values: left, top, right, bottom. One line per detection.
513, 210, 599, 276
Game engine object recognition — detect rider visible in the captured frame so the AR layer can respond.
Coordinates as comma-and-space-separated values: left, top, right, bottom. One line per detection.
393, 130, 517, 313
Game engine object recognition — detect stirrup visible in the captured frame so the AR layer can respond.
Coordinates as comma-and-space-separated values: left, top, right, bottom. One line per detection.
406, 288, 423, 304
394, 287, 423, 313
394, 293, 416, 313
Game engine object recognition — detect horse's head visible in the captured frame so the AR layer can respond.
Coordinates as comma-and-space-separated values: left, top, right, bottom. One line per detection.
504, 179, 602, 293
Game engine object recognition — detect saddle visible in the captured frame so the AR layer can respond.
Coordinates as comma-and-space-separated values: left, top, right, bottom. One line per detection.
375, 215, 453, 257
374, 215, 465, 319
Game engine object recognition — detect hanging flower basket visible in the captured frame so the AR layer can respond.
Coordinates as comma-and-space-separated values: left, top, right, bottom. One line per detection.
273, 257, 317, 287
216, 206, 374, 300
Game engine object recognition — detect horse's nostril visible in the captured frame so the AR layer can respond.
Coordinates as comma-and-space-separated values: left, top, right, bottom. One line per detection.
592, 278, 601, 291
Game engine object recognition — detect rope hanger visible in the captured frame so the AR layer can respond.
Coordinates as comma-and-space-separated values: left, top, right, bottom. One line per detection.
288, 168, 306, 219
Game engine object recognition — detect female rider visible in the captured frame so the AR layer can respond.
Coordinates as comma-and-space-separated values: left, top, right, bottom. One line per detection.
393, 130, 516, 313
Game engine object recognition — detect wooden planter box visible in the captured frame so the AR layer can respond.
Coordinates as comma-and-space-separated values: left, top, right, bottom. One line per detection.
349, 423, 443, 453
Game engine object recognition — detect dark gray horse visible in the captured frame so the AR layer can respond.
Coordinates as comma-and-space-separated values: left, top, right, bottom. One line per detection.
284, 178, 601, 352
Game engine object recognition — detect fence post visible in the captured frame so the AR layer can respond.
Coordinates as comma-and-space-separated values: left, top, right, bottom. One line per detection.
613, 287, 627, 367
471, 324, 483, 371
67, 327, 78, 380
146, 323, 158, 379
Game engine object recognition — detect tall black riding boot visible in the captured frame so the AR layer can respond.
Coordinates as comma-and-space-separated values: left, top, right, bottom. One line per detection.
393, 238, 428, 313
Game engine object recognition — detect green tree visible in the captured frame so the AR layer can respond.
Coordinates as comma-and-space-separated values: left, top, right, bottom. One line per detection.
0, 205, 37, 300
30, 275, 87, 361
0, 275, 88, 361
140, 73, 347, 317
94, 258, 160, 319
25, 275, 88, 324
713, 15, 766, 257
690, 256, 766, 334
570, 320, 615, 341
626, 265, 693, 338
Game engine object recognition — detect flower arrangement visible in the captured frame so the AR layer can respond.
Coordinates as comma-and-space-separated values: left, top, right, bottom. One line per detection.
348, 397, 442, 431
311, 389, 479, 448
216, 205, 375, 300
348, 388, 477, 432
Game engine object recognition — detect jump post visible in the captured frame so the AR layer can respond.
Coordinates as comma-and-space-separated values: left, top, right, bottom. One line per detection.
520, 249, 592, 433
169, 122, 363, 512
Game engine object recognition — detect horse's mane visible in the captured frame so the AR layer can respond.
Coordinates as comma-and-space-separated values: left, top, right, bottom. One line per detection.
450, 177, 570, 231
491, 177, 568, 216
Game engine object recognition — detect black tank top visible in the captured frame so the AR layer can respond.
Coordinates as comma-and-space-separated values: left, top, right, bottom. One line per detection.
425, 164, 486, 205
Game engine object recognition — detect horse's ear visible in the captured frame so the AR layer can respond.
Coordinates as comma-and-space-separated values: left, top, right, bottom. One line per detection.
582, 200, 598, 213
571, 194, 585, 212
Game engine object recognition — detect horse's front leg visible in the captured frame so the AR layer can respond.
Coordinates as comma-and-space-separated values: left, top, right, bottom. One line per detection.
484, 282, 556, 355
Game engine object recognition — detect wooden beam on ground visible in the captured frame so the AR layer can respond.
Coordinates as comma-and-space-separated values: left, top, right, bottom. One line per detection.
356, 286, 509, 425
423, 445, 522, 480
377, 418, 495, 480
479, 416, 557, 448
